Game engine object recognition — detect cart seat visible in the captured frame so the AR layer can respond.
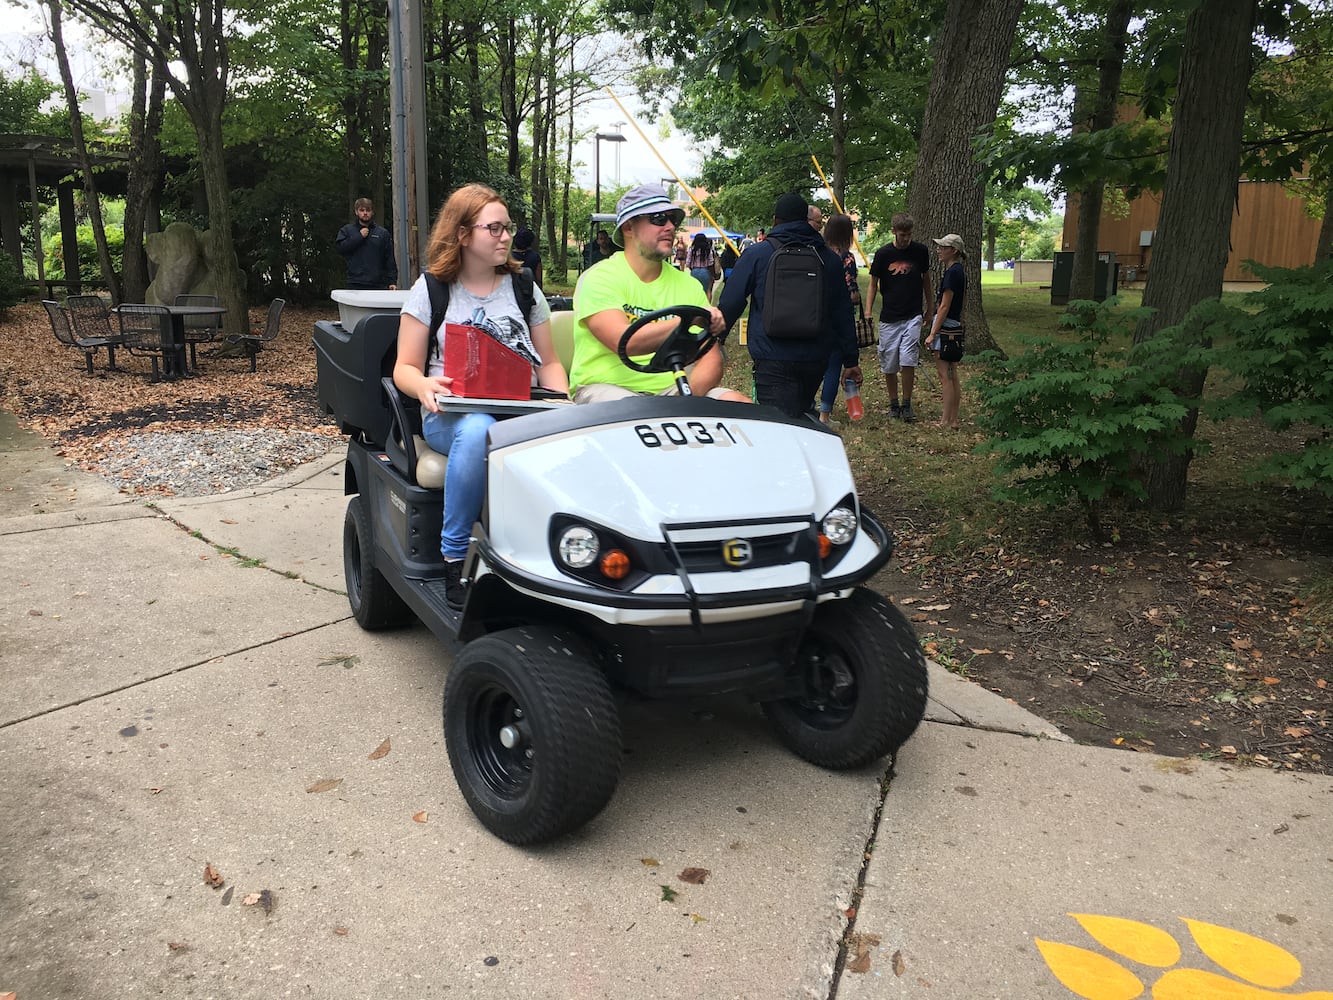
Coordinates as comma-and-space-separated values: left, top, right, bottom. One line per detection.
412, 435, 447, 490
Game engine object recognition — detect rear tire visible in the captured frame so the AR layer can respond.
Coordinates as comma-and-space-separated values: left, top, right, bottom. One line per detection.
763, 588, 928, 769
444, 627, 621, 844
343, 495, 412, 629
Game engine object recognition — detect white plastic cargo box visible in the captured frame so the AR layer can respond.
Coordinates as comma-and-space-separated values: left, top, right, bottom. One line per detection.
330, 289, 410, 329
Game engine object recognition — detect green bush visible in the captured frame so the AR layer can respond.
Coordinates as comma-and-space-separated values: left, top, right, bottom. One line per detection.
971, 297, 1213, 539
1211, 260, 1333, 496
0, 251, 25, 315
46, 224, 124, 282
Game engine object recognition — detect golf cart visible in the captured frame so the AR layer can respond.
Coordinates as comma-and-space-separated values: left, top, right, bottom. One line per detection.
314, 305, 928, 844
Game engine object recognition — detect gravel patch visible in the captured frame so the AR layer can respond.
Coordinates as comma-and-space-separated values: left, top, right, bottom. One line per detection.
89, 429, 342, 497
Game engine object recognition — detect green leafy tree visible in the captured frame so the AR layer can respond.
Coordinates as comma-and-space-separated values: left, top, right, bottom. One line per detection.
0, 69, 61, 132
972, 298, 1212, 539
1211, 260, 1333, 494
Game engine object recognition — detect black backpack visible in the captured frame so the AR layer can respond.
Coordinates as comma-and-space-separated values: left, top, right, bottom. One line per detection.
423, 270, 537, 363
762, 235, 824, 340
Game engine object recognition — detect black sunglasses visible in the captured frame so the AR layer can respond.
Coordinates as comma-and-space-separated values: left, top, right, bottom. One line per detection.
641, 210, 684, 227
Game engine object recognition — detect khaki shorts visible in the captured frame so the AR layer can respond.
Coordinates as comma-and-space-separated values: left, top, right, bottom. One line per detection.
878, 316, 923, 374
574, 383, 738, 404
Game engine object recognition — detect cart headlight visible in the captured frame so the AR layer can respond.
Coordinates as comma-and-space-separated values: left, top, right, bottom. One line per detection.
557, 525, 599, 569
821, 506, 857, 546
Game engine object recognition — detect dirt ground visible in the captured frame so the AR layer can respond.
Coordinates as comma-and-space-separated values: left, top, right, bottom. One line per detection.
2, 301, 1328, 774
860, 480, 1331, 776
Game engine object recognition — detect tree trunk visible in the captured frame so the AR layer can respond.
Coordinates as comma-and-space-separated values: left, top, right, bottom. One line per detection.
1069, 0, 1134, 303
1132, 0, 1256, 509
1317, 181, 1333, 261
339, 0, 362, 210
46, 0, 121, 302
122, 45, 165, 303
366, 15, 388, 216
907, 0, 1025, 359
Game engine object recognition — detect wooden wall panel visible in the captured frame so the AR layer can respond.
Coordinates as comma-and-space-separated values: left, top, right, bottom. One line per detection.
1062, 181, 1320, 283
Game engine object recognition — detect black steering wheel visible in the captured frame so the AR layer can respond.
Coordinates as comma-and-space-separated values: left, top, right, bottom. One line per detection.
616, 305, 718, 374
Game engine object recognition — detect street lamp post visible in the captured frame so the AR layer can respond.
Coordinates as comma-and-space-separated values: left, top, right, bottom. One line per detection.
594, 130, 627, 213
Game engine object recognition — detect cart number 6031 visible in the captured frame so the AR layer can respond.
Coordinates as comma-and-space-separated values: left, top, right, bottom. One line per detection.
633, 421, 754, 450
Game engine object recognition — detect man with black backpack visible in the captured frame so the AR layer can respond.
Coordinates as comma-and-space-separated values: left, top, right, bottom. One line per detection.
719, 192, 861, 418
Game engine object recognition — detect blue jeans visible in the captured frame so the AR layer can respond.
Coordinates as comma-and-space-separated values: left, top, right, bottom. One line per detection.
421, 408, 495, 559
819, 352, 842, 413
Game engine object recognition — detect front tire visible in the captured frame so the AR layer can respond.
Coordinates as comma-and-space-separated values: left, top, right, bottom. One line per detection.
763, 588, 928, 769
343, 496, 412, 629
444, 627, 621, 844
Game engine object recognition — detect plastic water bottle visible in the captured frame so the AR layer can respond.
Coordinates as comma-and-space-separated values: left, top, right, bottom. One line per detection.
844, 378, 864, 421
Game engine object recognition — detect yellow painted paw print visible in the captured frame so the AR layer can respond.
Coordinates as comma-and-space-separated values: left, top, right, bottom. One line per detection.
1036, 914, 1332, 999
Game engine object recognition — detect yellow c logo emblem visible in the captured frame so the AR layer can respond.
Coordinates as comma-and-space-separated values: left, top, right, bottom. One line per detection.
722, 539, 753, 567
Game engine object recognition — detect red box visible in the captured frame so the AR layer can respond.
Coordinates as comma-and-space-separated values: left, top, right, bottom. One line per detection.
442, 323, 533, 399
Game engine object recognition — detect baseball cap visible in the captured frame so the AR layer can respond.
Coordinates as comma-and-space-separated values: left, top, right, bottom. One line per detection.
513, 227, 534, 250
773, 192, 808, 223
613, 185, 685, 246
932, 234, 967, 258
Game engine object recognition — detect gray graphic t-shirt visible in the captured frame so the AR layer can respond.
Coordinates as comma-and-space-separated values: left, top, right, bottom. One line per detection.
402, 272, 551, 377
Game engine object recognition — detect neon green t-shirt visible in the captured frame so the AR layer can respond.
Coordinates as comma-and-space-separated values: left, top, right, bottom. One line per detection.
570, 252, 710, 395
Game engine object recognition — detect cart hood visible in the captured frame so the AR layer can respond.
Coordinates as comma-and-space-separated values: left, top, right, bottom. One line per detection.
487, 399, 857, 541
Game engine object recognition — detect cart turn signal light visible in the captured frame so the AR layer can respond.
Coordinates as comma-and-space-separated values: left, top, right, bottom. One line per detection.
817, 534, 833, 559
599, 549, 631, 580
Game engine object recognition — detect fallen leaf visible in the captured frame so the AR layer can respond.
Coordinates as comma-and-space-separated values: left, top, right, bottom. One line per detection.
969, 648, 993, 655
1220, 745, 1238, 754
368, 737, 391, 760
659, 885, 678, 902
678, 867, 710, 885
27, 609, 42, 616
1, 991, 15, 1000
689, 912, 707, 924
412, 811, 428, 823
333, 926, 349, 936
1230, 637, 1253, 650
845, 932, 882, 974
640, 857, 660, 867
893, 950, 906, 976
919, 603, 951, 612
221, 518, 237, 524
242, 889, 276, 914
203, 863, 224, 888
1284, 727, 1312, 738
910, 613, 928, 623
306, 778, 343, 794
318, 653, 360, 669
167, 942, 190, 952
1318, 679, 1327, 689
1263, 676, 1281, 686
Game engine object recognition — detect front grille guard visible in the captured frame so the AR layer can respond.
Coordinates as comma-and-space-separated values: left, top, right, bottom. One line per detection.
658, 515, 822, 632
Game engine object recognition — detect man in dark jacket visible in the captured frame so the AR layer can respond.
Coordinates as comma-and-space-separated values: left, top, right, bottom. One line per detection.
335, 198, 398, 290
719, 192, 861, 418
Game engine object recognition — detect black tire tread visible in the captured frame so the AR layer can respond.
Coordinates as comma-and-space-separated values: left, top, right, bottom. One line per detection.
344, 496, 412, 629
763, 588, 928, 769
444, 627, 621, 844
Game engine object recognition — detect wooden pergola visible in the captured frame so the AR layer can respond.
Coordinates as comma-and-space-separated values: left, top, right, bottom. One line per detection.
0, 132, 133, 297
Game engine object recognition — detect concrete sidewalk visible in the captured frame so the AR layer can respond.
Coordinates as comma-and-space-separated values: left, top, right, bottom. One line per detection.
2, 431, 1330, 999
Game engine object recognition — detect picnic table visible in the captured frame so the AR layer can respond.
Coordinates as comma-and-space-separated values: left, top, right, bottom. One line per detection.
115, 303, 227, 379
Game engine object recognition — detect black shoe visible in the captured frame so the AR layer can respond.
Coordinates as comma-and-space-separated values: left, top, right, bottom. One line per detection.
900, 402, 917, 423
888, 401, 902, 420
443, 559, 466, 610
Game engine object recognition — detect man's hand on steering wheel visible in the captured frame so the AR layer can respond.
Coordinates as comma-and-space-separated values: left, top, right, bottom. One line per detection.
617, 305, 719, 374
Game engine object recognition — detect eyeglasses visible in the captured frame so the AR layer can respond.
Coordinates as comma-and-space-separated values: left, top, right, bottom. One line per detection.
640, 210, 684, 228
472, 222, 516, 237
